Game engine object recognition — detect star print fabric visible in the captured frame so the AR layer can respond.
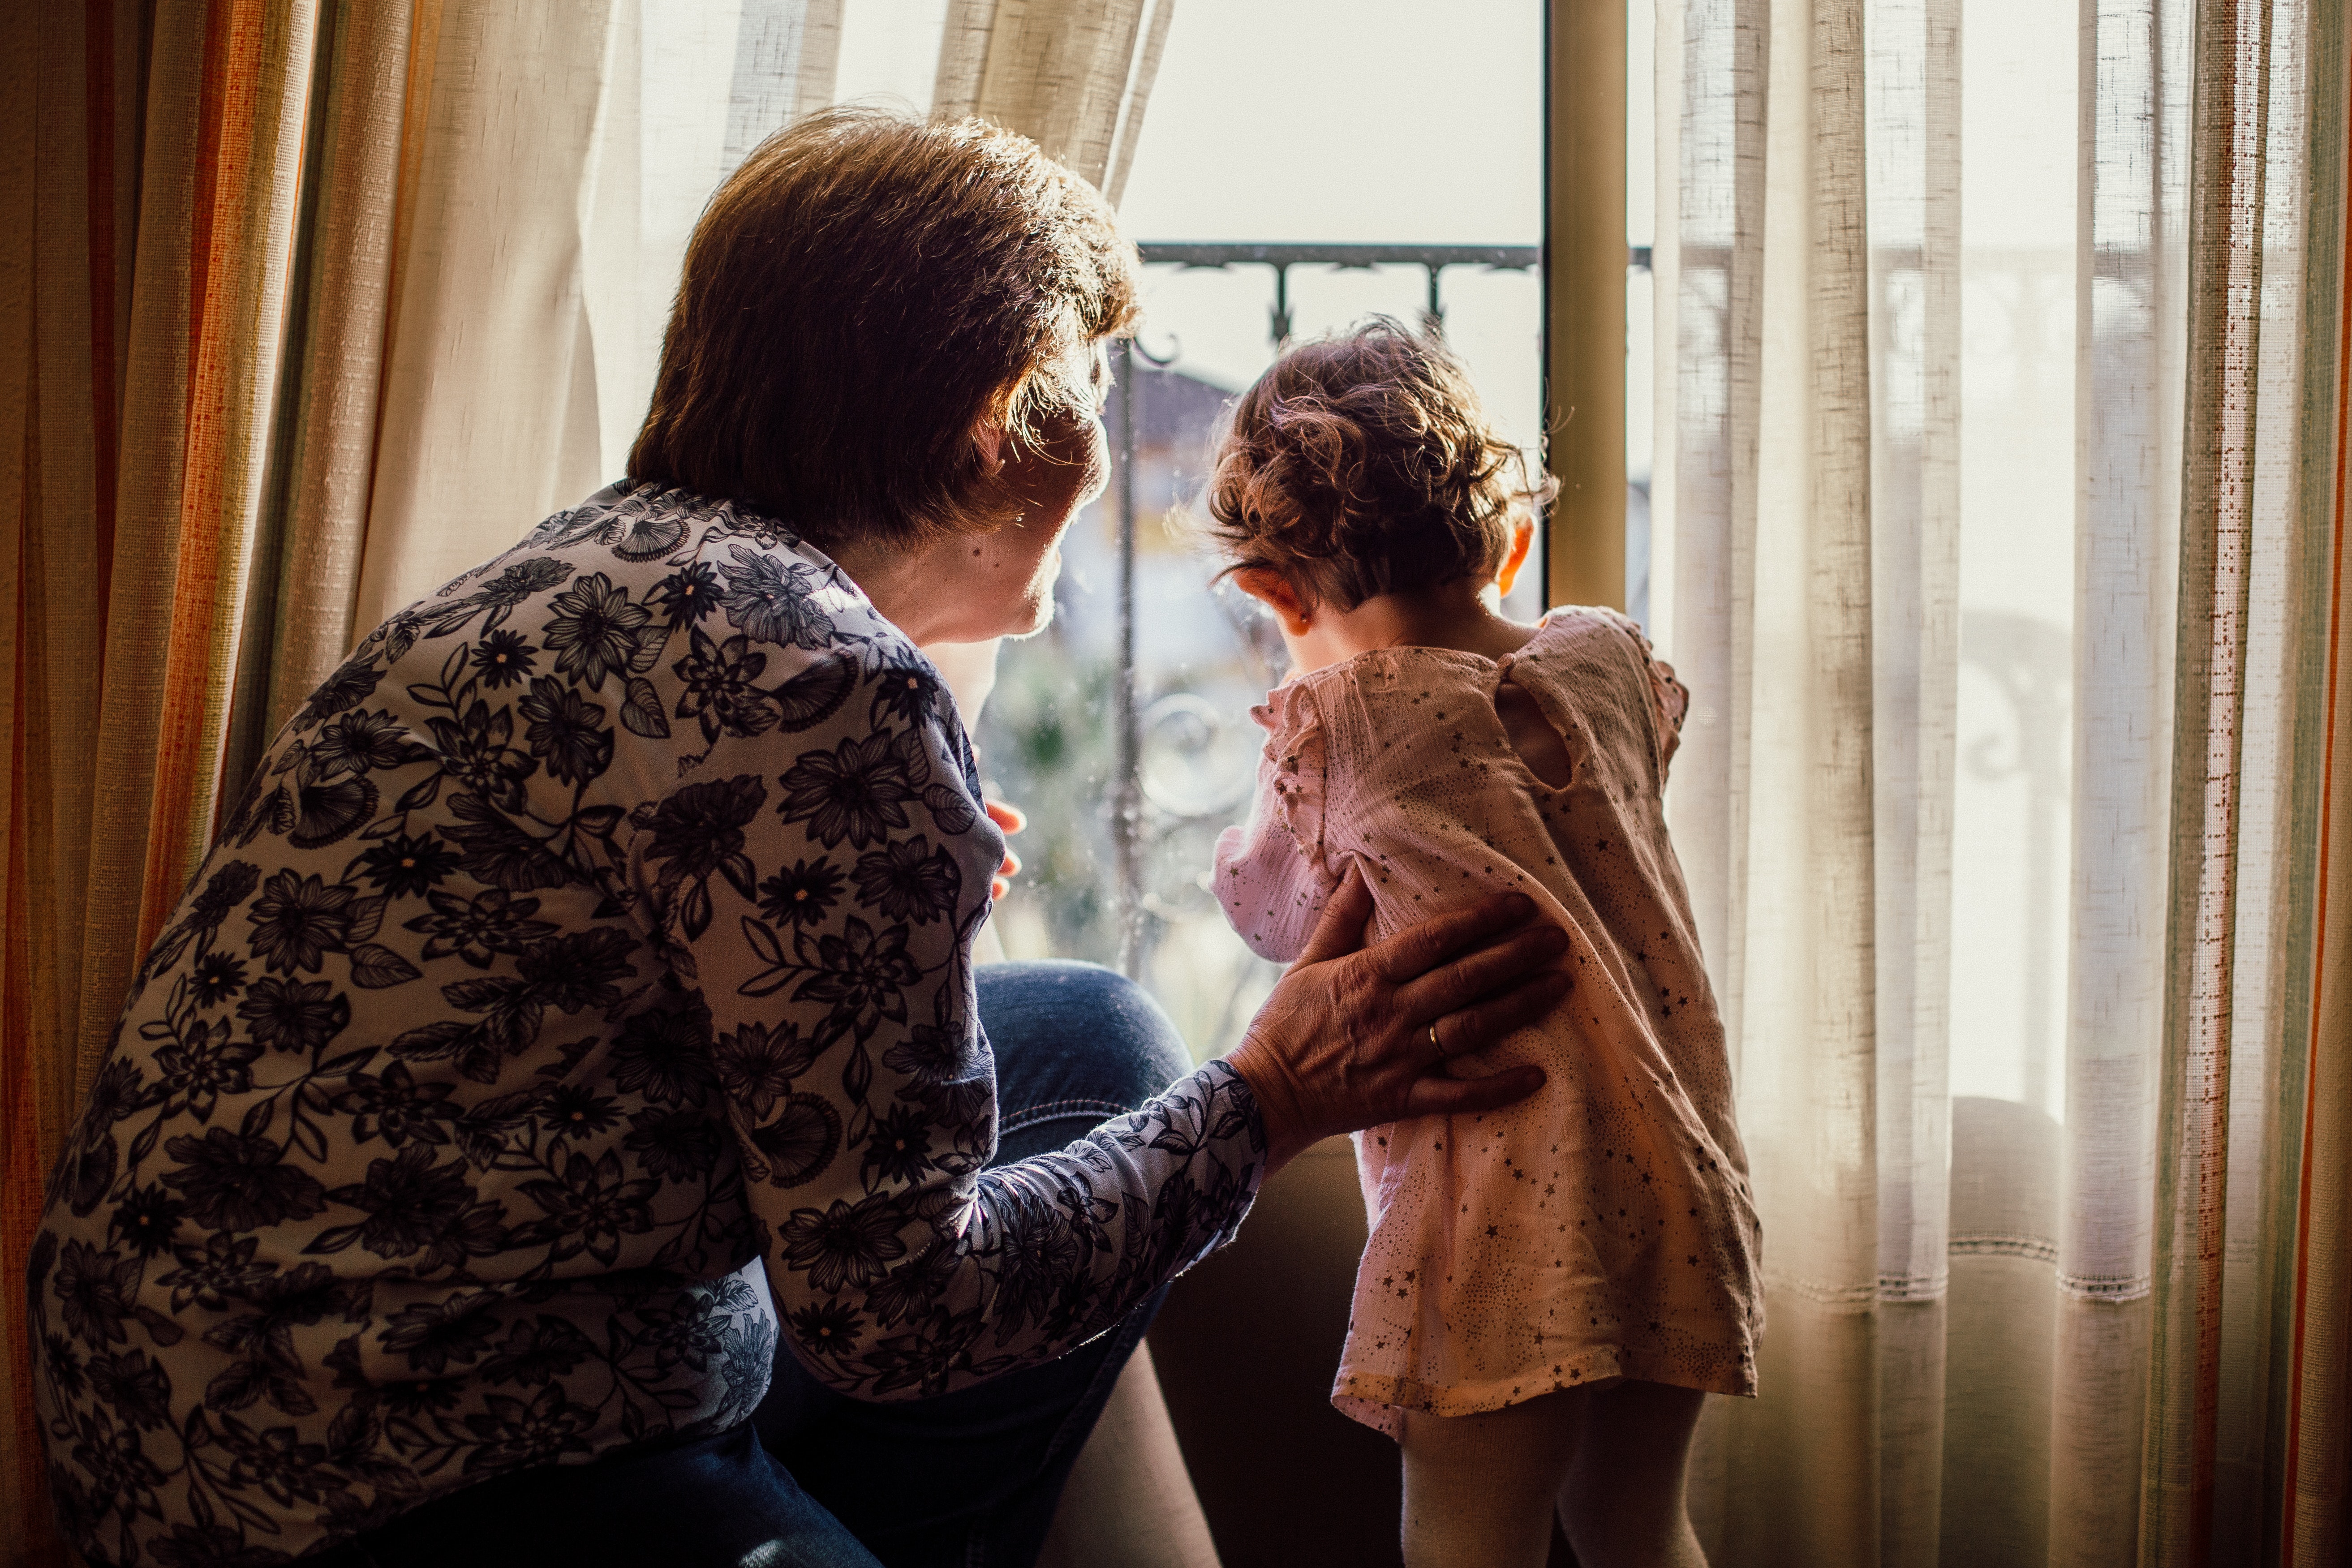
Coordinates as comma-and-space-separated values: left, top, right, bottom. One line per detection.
28, 484, 1265, 1568
1212, 609, 1760, 1437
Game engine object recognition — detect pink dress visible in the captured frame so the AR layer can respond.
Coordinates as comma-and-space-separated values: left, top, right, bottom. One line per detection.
1213, 608, 1763, 1434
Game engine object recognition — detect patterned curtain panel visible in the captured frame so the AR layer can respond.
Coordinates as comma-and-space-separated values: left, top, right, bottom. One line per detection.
1649, 0, 2347, 1562
0, 3, 1171, 1561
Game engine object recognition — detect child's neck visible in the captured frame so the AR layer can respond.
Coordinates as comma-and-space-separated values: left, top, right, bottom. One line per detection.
1285, 578, 1535, 675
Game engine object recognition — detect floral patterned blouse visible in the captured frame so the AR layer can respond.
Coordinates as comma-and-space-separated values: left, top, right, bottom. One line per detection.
28, 484, 1265, 1568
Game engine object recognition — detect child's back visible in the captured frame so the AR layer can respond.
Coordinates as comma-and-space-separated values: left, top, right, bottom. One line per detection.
1216, 609, 1760, 1432
1204, 319, 1760, 1566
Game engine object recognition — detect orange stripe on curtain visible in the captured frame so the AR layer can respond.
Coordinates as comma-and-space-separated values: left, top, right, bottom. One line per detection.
136, 0, 274, 952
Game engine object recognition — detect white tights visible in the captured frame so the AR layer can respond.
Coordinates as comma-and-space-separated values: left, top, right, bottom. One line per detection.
1397, 1379, 1709, 1568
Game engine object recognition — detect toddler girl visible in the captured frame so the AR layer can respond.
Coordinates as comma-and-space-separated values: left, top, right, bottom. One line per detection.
1206, 322, 1761, 1568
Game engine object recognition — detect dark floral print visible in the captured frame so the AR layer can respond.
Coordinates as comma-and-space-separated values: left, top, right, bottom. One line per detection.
718, 544, 834, 650
110, 1187, 186, 1260
309, 709, 425, 778
403, 887, 557, 970
86, 1350, 173, 1432
623, 1105, 724, 1182
189, 954, 249, 1010
479, 1316, 594, 1386
672, 629, 775, 744
53, 1241, 141, 1346
244, 873, 361, 977
757, 857, 844, 929
154, 1233, 273, 1313
331, 1062, 459, 1149
852, 836, 961, 926
357, 833, 462, 899
647, 560, 722, 631
292, 659, 386, 733
30, 485, 1264, 1568
189, 863, 265, 930
542, 572, 651, 692
152, 1018, 261, 1121
745, 1093, 841, 1189
516, 677, 614, 786
285, 773, 379, 850
777, 1194, 907, 1296
426, 701, 535, 814
711, 1020, 819, 1120
606, 1001, 719, 1108
315, 1146, 493, 1263
471, 630, 538, 689
792, 917, 921, 1039
778, 732, 917, 850
162, 1130, 329, 1234
538, 1084, 623, 1141
234, 979, 350, 1057
379, 1292, 504, 1376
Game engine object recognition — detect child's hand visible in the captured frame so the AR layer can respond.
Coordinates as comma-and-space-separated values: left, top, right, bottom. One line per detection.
985, 798, 1024, 900
1221, 867, 1565, 1174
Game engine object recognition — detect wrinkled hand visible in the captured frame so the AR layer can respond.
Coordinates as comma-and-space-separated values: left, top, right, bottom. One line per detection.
1222, 868, 1569, 1174
984, 799, 1024, 900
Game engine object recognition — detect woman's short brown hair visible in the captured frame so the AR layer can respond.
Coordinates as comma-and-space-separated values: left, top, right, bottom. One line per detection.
628, 107, 1138, 551
1204, 318, 1550, 611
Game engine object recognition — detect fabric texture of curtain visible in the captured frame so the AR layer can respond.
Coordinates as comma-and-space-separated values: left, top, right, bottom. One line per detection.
1650, 0, 2347, 1561
0, 3, 1174, 1561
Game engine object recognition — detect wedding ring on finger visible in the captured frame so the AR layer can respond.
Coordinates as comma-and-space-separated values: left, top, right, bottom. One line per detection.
1428, 1019, 1445, 1055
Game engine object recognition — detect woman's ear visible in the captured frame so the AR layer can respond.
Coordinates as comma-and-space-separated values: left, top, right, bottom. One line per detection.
970, 418, 1009, 477
1234, 568, 1314, 636
1495, 516, 1535, 597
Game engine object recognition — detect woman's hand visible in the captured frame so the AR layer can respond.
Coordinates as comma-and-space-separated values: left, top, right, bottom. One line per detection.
1222, 868, 1570, 1174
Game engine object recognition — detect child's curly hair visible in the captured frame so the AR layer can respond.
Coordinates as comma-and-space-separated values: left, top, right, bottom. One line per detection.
1204, 318, 1552, 611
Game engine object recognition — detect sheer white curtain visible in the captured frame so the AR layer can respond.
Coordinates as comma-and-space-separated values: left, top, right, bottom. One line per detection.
1648, 0, 2339, 1561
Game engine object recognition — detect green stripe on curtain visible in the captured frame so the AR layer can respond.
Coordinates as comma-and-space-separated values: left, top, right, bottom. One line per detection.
2279, 0, 2352, 1541
219, 0, 416, 804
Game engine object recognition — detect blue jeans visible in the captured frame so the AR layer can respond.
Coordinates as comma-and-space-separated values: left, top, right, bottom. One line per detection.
327, 961, 1193, 1568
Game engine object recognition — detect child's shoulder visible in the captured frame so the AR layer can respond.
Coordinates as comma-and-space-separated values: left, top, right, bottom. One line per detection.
1528, 603, 1650, 653
1254, 646, 1504, 738
1522, 605, 1689, 759
1247, 675, 1324, 740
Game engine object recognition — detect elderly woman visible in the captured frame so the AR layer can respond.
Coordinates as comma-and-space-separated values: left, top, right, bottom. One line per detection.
27, 110, 1565, 1568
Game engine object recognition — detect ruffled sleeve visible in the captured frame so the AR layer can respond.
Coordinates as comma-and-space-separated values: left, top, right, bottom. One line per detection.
1212, 679, 1339, 963
1589, 608, 1689, 779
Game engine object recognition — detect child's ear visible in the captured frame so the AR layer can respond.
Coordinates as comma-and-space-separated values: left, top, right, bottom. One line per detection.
1234, 568, 1314, 636
1495, 516, 1536, 597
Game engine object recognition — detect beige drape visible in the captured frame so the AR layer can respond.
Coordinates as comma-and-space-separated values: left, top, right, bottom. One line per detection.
1650, 0, 2347, 1561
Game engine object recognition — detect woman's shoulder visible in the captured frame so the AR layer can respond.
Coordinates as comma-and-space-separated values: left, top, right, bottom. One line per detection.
337, 484, 913, 700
